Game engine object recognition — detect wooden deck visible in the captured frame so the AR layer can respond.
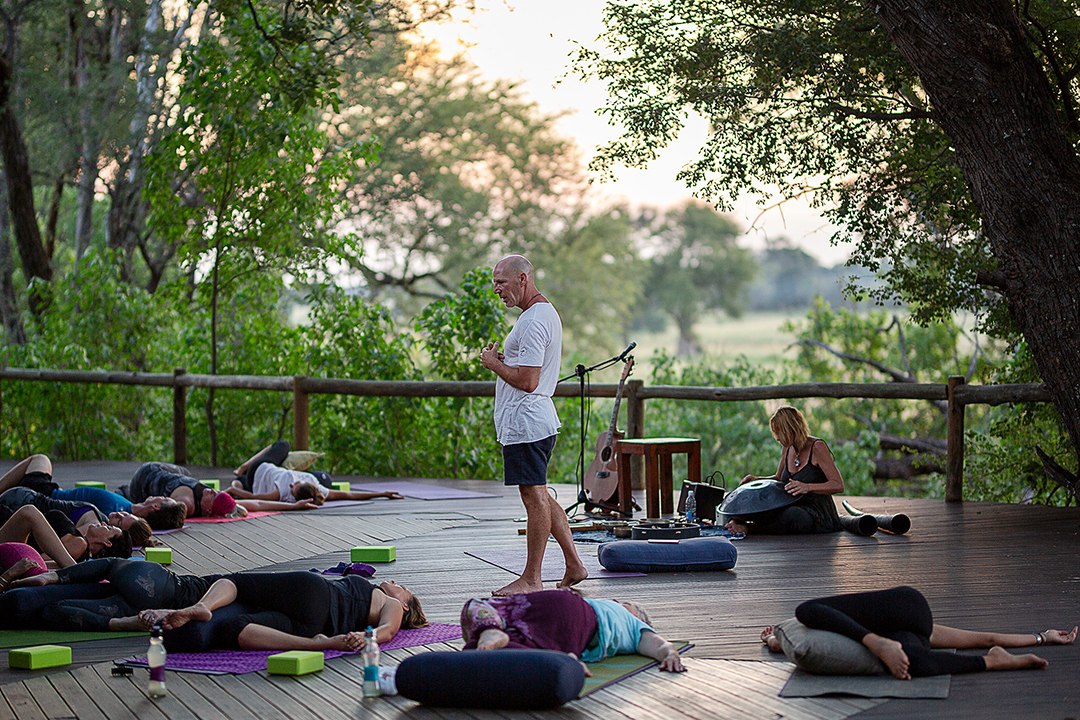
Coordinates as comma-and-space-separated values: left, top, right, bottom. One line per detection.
2, 460, 1078, 720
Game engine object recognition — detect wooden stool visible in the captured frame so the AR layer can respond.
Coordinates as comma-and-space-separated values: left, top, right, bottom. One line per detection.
615, 437, 701, 519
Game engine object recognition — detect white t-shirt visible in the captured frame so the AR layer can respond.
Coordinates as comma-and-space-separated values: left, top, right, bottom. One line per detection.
493, 302, 562, 445
253, 463, 331, 502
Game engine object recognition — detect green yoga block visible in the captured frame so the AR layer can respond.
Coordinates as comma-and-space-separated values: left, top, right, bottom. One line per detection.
332, 481, 351, 493
9, 645, 72, 670
202, 479, 220, 490
74, 480, 106, 489
267, 650, 324, 675
145, 547, 172, 565
352, 545, 396, 562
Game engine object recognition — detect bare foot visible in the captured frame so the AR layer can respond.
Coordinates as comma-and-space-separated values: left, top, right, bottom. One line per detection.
492, 577, 543, 597
984, 646, 1048, 671
110, 615, 152, 632
557, 564, 588, 589
725, 520, 748, 534
864, 634, 910, 679
160, 603, 212, 630
477, 629, 509, 650
137, 609, 173, 630
2, 558, 45, 590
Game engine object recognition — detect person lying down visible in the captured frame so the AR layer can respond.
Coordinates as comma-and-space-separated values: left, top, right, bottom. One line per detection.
762, 586, 1076, 678
460, 588, 685, 674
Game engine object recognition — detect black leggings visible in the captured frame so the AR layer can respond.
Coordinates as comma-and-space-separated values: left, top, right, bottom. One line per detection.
241, 441, 291, 492
795, 586, 987, 676
212, 571, 333, 649
42, 558, 214, 631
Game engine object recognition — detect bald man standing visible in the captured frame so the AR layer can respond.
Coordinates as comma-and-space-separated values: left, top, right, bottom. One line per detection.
480, 255, 587, 596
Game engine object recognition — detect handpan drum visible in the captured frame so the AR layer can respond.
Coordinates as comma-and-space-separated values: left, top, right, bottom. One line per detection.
719, 479, 800, 516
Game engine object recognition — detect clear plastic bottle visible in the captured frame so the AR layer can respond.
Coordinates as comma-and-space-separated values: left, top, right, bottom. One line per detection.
361, 626, 380, 697
685, 487, 697, 525
148, 625, 167, 698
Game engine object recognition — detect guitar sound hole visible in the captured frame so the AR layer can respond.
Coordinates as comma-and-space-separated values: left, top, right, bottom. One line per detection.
600, 448, 612, 462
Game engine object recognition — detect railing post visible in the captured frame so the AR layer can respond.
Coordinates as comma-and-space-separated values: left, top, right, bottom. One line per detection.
293, 376, 310, 451
946, 375, 965, 503
626, 379, 645, 490
173, 368, 187, 466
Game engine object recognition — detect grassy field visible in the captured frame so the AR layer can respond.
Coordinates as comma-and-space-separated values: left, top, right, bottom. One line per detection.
619, 310, 805, 377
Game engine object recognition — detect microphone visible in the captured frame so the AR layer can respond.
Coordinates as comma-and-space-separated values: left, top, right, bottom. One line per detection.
617, 342, 636, 362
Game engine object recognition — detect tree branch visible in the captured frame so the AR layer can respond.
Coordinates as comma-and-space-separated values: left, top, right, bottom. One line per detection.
825, 102, 933, 121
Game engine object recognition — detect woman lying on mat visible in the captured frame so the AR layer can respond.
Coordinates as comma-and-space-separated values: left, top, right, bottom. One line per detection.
726, 406, 844, 535
5, 557, 223, 630
0, 507, 79, 572
0, 491, 135, 562
228, 441, 404, 504
150, 571, 427, 651
0, 453, 187, 530
762, 586, 1077, 678
120, 462, 319, 519
460, 589, 685, 673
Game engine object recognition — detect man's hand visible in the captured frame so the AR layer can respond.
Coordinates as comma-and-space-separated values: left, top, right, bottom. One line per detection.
479, 342, 504, 371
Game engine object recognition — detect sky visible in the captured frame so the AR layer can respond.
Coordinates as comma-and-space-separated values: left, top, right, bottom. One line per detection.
419, 0, 853, 266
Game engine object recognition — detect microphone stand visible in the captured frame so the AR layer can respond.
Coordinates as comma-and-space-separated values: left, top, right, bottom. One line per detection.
560, 349, 635, 519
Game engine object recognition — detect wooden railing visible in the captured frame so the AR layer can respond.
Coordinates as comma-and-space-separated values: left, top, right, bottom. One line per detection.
0, 367, 1052, 502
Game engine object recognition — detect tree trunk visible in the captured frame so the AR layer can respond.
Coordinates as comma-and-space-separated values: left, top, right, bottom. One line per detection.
872, 0, 1080, 465
0, 168, 26, 345
0, 56, 52, 315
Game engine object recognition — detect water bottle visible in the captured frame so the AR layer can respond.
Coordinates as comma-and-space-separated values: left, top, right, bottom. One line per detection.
148, 625, 167, 698
685, 487, 697, 525
362, 626, 380, 697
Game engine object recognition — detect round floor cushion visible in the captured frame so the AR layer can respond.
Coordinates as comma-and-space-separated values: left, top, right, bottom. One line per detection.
597, 536, 737, 573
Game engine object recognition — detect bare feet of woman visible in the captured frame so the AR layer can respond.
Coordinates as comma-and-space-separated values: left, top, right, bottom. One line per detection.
477, 629, 510, 650
724, 520, 747, 534
492, 577, 543, 597
1, 558, 46, 590
864, 634, 911, 679
557, 563, 588, 589
984, 646, 1048, 671
134, 609, 173, 630
160, 603, 212, 630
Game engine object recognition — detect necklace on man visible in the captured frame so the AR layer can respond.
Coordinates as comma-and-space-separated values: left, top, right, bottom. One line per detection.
525, 292, 543, 306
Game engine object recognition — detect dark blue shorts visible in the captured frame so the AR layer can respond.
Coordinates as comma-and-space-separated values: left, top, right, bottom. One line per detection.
502, 436, 557, 486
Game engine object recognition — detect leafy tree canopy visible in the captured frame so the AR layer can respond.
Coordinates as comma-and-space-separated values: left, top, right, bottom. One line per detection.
572, 0, 1080, 334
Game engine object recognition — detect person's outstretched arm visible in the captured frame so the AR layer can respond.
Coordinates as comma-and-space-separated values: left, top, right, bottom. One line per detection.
236, 499, 317, 512
930, 624, 1078, 649
636, 631, 685, 672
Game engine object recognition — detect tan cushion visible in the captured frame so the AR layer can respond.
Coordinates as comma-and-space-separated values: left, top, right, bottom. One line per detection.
774, 618, 886, 675
282, 451, 323, 472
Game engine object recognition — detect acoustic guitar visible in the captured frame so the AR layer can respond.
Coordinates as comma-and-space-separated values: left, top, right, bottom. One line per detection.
584, 357, 634, 504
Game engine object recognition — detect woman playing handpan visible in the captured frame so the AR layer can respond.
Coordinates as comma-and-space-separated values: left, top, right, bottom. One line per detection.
726, 406, 844, 535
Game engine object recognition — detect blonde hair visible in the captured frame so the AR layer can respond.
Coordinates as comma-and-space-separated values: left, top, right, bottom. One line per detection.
769, 406, 810, 450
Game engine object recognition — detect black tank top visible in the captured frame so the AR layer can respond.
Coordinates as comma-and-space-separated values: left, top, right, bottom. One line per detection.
779, 440, 842, 532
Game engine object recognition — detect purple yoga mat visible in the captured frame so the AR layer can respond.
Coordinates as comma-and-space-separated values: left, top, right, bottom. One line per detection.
465, 545, 646, 580
351, 480, 499, 500
122, 623, 462, 675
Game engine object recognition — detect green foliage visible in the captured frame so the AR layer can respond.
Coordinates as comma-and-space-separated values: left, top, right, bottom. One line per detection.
0, 253, 178, 460
965, 342, 1076, 506
415, 268, 509, 381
